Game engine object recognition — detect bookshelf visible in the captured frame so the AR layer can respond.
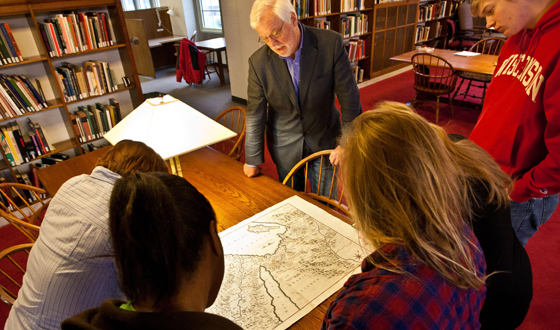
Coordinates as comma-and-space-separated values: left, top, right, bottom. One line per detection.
0, 0, 142, 187
415, 0, 458, 48
295, 0, 374, 82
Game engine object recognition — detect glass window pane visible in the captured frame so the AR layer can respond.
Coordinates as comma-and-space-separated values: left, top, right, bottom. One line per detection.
200, 0, 212, 11
137, 0, 151, 10
121, 0, 135, 11
202, 11, 212, 29
212, 11, 222, 29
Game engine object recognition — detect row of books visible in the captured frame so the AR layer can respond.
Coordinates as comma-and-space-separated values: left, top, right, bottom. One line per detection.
70, 99, 122, 143
38, 11, 116, 58
341, 13, 368, 38
0, 169, 46, 206
315, 19, 332, 30
0, 74, 48, 119
315, 0, 332, 15
418, 1, 448, 22
416, 26, 432, 43
56, 60, 118, 102
293, 0, 311, 19
341, 0, 367, 13
345, 39, 366, 62
375, 0, 406, 4
0, 23, 23, 65
352, 65, 365, 83
0, 119, 50, 167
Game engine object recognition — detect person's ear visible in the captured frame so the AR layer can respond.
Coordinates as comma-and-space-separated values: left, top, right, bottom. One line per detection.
290, 12, 297, 26
208, 220, 223, 257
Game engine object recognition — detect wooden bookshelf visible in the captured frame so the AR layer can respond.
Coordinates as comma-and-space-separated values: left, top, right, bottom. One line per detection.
370, 0, 419, 78
0, 0, 143, 185
297, 0, 374, 83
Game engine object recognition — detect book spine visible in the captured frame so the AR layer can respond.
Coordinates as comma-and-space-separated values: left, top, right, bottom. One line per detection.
0, 25, 15, 63
12, 123, 30, 163
47, 23, 63, 56
1, 75, 30, 113
22, 76, 47, 108
100, 13, 111, 47
3, 24, 23, 61
34, 123, 49, 153
29, 133, 42, 156
70, 114, 83, 142
0, 134, 16, 166
105, 13, 116, 45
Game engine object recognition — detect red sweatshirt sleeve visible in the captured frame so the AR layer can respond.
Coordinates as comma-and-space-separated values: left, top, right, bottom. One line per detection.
510, 63, 560, 203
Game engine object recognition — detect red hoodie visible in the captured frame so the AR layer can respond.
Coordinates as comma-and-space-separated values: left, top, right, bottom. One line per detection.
470, 0, 560, 203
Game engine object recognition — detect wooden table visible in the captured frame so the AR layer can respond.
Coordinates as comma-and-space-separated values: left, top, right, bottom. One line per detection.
178, 147, 350, 330
195, 37, 227, 86
35, 147, 112, 197
148, 36, 186, 49
391, 49, 499, 75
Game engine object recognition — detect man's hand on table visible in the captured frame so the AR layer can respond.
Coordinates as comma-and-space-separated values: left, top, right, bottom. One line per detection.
244, 164, 261, 177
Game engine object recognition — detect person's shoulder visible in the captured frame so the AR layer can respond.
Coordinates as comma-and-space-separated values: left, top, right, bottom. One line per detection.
249, 44, 271, 63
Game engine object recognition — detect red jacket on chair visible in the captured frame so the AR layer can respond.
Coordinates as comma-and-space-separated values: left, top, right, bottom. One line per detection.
176, 38, 206, 85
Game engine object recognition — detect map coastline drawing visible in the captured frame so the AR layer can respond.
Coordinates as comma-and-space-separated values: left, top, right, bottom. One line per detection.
207, 196, 361, 330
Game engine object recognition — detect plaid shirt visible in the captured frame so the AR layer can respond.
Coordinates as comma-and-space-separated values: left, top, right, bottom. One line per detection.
322, 228, 486, 330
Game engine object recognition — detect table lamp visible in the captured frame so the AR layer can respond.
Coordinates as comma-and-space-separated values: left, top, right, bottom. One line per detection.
103, 94, 236, 176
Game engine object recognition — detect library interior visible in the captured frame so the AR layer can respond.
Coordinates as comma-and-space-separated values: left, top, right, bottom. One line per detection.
0, 0, 559, 329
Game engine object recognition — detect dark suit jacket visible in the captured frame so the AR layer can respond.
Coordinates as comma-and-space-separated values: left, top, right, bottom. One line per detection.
246, 25, 362, 171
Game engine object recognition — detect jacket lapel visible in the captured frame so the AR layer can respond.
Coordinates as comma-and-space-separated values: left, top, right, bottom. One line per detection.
298, 25, 318, 108
268, 47, 300, 112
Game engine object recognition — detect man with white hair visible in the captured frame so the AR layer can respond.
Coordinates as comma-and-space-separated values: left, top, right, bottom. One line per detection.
243, 0, 362, 193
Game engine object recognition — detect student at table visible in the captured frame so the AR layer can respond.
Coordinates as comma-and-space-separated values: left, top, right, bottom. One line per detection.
62, 172, 242, 330
323, 104, 490, 329
6, 140, 169, 330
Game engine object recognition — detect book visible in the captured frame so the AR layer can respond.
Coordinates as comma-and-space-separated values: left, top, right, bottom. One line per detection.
0, 24, 17, 63
0, 133, 16, 166
27, 118, 49, 153
2, 23, 23, 61
12, 121, 30, 163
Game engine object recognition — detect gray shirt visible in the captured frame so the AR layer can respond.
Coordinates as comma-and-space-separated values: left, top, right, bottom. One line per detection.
6, 166, 124, 329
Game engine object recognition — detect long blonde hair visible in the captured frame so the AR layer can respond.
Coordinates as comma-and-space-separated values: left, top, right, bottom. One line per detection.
340, 102, 502, 290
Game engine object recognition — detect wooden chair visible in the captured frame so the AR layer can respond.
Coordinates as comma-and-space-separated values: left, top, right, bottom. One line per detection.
453, 38, 506, 106
411, 53, 458, 124
0, 183, 50, 242
282, 150, 349, 216
212, 106, 246, 160
0, 243, 33, 306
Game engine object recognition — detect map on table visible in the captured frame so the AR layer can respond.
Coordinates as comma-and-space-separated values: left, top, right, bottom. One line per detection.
206, 196, 362, 330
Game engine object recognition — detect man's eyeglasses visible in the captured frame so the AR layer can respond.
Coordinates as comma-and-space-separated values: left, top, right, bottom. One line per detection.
258, 21, 285, 44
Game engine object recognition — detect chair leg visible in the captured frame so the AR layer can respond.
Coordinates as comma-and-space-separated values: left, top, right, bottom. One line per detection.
448, 93, 454, 117
453, 77, 465, 101
436, 96, 440, 124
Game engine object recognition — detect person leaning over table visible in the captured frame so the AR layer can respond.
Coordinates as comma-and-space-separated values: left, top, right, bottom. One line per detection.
243, 0, 362, 194
468, 0, 560, 246
61, 172, 242, 330
322, 104, 488, 329
6, 140, 169, 330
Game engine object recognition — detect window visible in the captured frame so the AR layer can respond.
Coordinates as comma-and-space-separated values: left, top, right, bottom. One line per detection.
121, 0, 161, 11
197, 0, 222, 32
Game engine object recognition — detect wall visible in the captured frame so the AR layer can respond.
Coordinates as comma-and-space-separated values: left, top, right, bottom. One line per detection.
221, 0, 260, 101
159, 0, 195, 38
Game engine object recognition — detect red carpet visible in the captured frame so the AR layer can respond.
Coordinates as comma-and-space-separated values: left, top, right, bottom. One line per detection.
1, 70, 559, 328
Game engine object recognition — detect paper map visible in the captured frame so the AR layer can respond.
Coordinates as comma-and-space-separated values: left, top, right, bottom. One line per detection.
206, 196, 362, 330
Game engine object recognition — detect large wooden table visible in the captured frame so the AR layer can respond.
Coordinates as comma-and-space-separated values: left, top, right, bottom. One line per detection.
391, 49, 499, 75
195, 37, 227, 86
178, 147, 351, 330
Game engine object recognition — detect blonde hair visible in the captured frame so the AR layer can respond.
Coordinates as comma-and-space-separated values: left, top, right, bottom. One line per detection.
340, 102, 508, 290
250, 0, 295, 29
468, 0, 485, 17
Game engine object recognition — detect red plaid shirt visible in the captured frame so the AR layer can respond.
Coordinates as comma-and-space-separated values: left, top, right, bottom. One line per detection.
322, 228, 486, 330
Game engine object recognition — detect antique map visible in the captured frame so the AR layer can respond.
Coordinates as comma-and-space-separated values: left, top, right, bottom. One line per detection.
207, 196, 362, 330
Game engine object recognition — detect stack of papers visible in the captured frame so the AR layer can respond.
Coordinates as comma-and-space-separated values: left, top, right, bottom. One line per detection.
454, 51, 481, 57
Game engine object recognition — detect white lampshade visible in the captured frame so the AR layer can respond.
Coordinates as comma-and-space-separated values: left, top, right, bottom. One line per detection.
167, 7, 175, 16
104, 95, 236, 160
